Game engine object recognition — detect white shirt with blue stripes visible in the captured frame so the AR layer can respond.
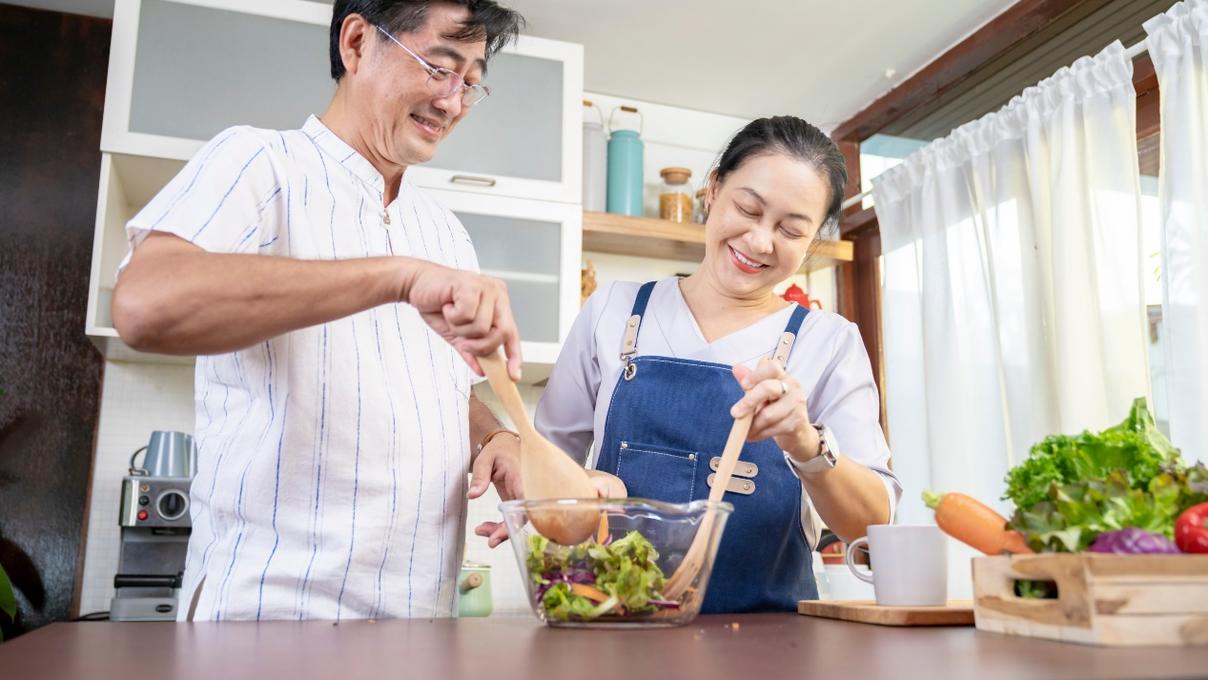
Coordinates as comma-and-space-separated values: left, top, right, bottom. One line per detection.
121, 115, 479, 621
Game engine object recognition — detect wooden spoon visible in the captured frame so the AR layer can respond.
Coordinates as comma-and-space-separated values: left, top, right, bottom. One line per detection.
661, 412, 752, 601
478, 350, 599, 545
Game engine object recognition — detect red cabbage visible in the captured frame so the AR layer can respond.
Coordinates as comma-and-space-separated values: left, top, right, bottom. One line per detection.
1088, 528, 1180, 554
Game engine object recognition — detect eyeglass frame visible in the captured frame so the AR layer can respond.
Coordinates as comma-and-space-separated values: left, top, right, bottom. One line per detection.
373, 25, 491, 107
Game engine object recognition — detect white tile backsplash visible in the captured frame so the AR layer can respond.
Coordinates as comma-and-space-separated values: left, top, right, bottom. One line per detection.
79, 361, 196, 615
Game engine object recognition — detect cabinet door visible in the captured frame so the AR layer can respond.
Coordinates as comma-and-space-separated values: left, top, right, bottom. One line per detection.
103, 1, 583, 205
102, 0, 334, 160
407, 36, 584, 204
425, 189, 581, 365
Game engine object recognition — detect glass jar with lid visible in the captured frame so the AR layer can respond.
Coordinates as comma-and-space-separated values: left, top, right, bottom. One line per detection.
658, 167, 694, 223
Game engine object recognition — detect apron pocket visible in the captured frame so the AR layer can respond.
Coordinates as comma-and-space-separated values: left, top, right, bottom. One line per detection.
615, 441, 701, 504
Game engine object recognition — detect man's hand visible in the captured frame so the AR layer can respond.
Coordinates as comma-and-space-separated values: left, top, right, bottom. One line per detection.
471, 447, 630, 549
469, 431, 521, 548
402, 260, 522, 380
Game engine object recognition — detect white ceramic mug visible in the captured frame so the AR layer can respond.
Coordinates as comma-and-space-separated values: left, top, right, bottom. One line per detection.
844, 524, 947, 606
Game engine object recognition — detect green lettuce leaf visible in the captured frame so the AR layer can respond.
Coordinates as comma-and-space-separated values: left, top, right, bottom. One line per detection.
1004, 397, 1206, 552
526, 530, 667, 621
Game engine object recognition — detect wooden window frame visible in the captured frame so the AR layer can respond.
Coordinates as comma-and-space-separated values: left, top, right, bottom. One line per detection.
833, 0, 1161, 432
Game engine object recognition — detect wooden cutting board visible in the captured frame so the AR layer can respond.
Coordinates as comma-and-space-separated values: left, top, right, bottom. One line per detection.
797, 599, 974, 626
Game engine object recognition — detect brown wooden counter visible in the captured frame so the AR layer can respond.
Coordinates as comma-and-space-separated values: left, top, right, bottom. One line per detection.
1, 613, 1203, 679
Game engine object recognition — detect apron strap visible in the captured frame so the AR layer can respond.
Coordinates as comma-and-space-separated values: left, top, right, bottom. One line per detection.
621, 282, 809, 369
770, 304, 809, 368
620, 281, 658, 361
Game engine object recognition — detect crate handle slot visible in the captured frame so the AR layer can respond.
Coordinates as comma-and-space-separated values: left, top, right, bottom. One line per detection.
974, 555, 1093, 628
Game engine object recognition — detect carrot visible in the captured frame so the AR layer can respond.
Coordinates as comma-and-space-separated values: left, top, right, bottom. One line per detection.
923, 491, 1034, 555
570, 583, 611, 603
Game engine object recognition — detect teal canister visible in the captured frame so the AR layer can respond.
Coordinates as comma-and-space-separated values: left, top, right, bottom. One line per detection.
606, 105, 644, 216
457, 562, 493, 617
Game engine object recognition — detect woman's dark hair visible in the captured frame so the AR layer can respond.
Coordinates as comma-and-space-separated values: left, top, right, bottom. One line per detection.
712, 116, 848, 232
330, 0, 525, 81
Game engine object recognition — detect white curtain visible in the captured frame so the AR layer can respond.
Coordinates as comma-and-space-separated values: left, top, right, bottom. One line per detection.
872, 42, 1150, 583
1145, 0, 1208, 465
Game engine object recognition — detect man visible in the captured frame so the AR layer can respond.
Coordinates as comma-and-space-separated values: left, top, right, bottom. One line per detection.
113, 0, 527, 621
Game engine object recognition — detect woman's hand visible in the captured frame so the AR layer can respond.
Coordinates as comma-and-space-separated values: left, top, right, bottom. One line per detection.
729, 357, 821, 463
586, 469, 628, 499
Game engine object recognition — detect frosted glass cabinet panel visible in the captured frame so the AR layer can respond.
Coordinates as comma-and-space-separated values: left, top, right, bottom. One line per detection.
401, 35, 583, 204
426, 53, 562, 183
128, 0, 333, 141
101, 0, 336, 160
428, 189, 581, 361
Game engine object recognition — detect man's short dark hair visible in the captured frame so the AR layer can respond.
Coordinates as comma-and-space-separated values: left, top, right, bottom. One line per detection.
329, 0, 525, 81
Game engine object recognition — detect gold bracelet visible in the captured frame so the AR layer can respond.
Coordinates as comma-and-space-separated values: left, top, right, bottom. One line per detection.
477, 428, 519, 453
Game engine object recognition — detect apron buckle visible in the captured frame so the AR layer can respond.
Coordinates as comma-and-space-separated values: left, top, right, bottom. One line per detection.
623, 362, 637, 381
706, 473, 756, 495
710, 457, 758, 478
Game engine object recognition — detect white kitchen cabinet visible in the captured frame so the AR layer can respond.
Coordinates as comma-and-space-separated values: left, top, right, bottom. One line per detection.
100, 0, 334, 161
85, 152, 194, 366
87, 0, 585, 377
405, 36, 583, 204
84, 155, 581, 376
101, 0, 582, 203
424, 188, 583, 367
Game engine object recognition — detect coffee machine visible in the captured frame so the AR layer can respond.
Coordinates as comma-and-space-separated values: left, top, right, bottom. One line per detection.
110, 431, 195, 622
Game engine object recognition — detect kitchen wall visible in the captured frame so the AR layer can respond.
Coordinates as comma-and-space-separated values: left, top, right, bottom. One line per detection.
0, 3, 109, 636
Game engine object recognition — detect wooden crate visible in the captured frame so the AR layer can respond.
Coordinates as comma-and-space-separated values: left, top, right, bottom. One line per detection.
972, 554, 1208, 646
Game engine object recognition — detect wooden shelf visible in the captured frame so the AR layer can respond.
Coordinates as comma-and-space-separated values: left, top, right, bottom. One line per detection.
581, 211, 853, 272
86, 327, 195, 366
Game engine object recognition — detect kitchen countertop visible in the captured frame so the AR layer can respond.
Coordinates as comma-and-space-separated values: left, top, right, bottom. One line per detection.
2, 613, 1205, 679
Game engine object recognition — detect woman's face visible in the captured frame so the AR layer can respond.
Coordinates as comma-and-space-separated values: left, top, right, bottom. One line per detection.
702, 153, 832, 299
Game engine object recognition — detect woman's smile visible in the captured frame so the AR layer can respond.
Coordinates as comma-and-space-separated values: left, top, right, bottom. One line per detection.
728, 243, 771, 274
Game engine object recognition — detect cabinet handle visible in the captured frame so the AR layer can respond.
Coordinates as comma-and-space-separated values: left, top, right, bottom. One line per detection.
450, 174, 497, 187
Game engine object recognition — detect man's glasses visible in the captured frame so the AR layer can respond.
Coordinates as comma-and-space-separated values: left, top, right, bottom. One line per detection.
375, 25, 491, 107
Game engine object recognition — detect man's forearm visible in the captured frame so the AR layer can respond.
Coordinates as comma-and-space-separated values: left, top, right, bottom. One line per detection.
113, 233, 423, 354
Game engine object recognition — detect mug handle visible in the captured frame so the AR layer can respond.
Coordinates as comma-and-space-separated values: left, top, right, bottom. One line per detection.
844, 537, 874, 584
129, 446, 149, 477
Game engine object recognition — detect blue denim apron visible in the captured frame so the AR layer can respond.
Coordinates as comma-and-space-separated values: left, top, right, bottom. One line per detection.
596, 281, 817, 613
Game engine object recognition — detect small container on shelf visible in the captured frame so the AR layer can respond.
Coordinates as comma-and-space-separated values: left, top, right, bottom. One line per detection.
693, 187, 708, 224
658, 167, 694, 223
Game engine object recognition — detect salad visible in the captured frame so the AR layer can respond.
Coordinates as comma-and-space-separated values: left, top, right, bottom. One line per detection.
525, 529, 681, 622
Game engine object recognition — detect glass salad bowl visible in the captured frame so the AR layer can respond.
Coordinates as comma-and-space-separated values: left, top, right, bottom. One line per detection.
499, 498, 733, 628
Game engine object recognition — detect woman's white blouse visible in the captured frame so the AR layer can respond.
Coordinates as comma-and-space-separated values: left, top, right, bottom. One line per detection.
535, 278, 902, 546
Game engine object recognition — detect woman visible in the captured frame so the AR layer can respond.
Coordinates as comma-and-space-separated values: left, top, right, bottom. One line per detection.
533, 116, 901, 613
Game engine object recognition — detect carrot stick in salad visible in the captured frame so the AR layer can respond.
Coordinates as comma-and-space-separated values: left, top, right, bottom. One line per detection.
570, 583, 611, 603
923, 491, 1034, 555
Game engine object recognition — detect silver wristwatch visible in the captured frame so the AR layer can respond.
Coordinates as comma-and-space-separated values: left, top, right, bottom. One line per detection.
786, 424, 839, 477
